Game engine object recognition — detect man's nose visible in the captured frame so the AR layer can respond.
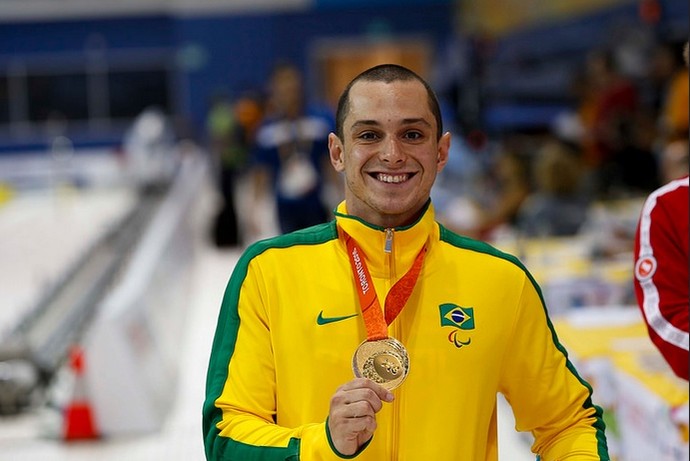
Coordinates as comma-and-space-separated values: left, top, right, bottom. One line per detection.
380, 137, 405, 163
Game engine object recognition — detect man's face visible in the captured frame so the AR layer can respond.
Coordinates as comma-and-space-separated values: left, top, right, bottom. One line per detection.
328, 79, 450, 228
271, 67, 302, 116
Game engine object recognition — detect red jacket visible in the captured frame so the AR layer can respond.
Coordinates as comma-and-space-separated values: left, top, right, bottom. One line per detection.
634, 175, 689, 380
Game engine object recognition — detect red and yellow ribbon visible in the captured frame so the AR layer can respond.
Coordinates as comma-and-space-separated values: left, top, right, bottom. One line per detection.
343, 231, 426, 341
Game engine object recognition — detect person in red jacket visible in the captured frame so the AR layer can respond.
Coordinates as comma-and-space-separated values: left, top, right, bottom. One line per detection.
633, 173, 689, 380
633, 43, 689, 381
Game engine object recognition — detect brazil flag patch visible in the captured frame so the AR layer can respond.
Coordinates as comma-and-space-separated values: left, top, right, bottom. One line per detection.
439, 304, 475, 330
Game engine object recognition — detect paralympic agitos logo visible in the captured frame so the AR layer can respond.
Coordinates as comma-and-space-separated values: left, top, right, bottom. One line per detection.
439, 304, 475, 348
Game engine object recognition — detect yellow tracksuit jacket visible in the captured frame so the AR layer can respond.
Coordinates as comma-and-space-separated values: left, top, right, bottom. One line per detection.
203, 201, 609, 460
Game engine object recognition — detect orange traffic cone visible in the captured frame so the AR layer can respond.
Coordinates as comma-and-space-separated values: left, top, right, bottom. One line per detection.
63, 345, 99, 440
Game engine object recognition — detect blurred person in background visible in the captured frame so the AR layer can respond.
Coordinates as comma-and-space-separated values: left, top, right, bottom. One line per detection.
472, 147, 530, 239
658, 138, 689, 184
429, 98, 494, 240
650, 40, 689, 146
430, 133, 489, 237
249, 61, 339, 237
632, 42, 689, 381
579, 48, 642, 197
203, 64, 610, 460
435, 136, 530, 241
122, 106, 178, 190
207, 91, 264, 247
517, 137, 591, 238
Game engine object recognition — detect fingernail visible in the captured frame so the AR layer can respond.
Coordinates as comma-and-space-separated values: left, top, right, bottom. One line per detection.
385, 391, 394, 401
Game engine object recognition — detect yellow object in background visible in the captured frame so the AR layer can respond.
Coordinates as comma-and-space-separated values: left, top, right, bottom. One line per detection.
0, 182, 14, 207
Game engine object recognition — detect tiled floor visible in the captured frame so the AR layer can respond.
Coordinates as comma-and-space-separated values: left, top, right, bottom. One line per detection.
0, 195, 536, 461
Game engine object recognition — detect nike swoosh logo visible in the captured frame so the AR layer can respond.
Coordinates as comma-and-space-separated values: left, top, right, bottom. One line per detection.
316, 310, 358, 325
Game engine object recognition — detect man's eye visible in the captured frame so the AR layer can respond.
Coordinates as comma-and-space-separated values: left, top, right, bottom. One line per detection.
404, 131, 424, 140
359, 132, 379, 140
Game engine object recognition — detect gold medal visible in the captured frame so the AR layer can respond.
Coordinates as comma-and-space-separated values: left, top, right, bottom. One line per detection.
352, 337, 410, 390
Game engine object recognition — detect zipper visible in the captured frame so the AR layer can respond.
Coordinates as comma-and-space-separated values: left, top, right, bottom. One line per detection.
384, 228, 394, 253
390, 320, 401, 460
384, 227, 399, 460
384, 228, 396, 281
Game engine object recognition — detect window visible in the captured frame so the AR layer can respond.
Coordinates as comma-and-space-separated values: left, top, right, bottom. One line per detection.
0, 49, 173, 143
108, 69, 170, 119
27, 73, 89, 122
0, 76, 8, 124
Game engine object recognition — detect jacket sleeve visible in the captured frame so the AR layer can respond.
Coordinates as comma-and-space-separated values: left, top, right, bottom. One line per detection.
633, 194, 690, 380
499, 273, 610, 461
202, 254, 350, 461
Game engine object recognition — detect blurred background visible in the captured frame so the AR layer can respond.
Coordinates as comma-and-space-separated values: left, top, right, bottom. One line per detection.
0, 0, 687, 460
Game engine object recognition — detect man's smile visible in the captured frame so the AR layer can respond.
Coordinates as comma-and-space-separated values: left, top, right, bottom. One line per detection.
371, 172, 416, 183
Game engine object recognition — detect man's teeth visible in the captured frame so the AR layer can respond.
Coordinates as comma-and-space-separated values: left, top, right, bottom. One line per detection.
377, 173, 409, 183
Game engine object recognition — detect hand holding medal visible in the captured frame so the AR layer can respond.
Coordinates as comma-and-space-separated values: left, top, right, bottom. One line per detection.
344, 232, 426, 391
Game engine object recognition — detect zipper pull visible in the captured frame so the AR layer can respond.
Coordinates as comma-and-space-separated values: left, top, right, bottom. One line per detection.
384, 228, 393, 253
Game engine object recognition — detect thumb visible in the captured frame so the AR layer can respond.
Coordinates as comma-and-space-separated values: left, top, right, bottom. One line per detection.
365, 381, 394, 404
381, 389, 395, 403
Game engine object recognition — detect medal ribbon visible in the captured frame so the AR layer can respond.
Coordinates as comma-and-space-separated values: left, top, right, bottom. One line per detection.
343, 230, 427, 341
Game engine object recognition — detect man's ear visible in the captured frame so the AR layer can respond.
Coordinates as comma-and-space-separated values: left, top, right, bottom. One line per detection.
436, 131, 451, 172
328, 133, 345, 172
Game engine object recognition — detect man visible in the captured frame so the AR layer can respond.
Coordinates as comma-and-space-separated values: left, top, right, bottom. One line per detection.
203, 64, 609, 460
632, 43, 689, 381
250, 62, 338, 237
207, 91, 263, 247
633, 173, 689, 381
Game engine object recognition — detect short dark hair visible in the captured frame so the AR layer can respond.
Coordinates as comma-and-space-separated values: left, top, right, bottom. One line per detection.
335, 64, 443, 141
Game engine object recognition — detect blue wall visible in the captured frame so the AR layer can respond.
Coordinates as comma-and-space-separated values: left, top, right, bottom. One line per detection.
0, 16, 174, 55
0, 4, 455, 152
2, 0, 685, 150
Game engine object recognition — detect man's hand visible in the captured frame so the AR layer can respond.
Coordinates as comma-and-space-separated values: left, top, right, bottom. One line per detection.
327, 378, 395, 456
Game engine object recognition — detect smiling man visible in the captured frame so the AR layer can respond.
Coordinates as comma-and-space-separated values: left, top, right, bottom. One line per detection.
203, 64, 610, 460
